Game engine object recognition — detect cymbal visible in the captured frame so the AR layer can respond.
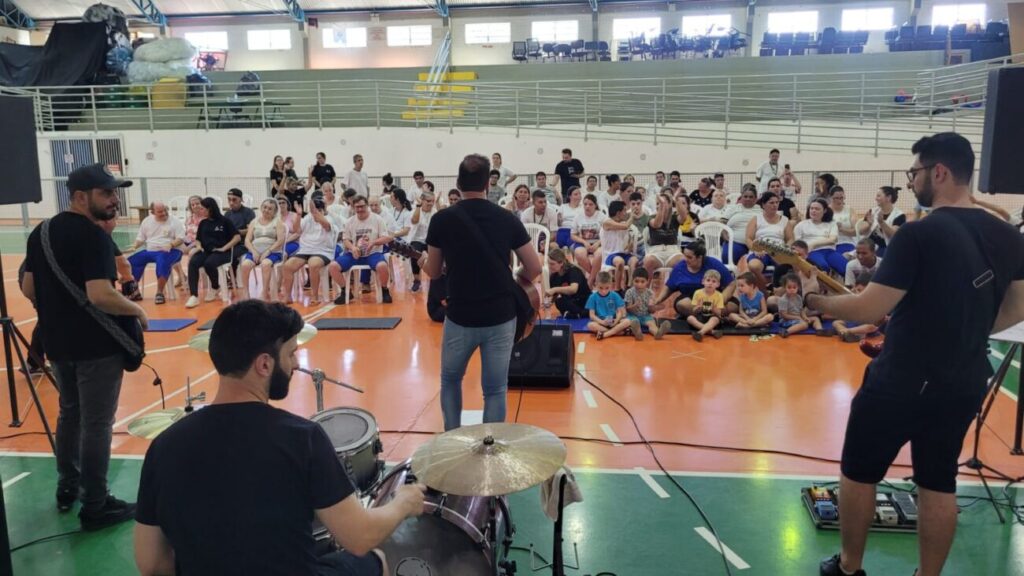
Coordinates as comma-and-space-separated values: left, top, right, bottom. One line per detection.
412, 423, 566, 496
127, 408, 185, 439
187, 323, 318, 352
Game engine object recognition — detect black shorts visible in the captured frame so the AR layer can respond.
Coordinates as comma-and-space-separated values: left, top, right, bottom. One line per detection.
840, 375, 984, 493
291, 254, 331, 266
315, 549, 382, 576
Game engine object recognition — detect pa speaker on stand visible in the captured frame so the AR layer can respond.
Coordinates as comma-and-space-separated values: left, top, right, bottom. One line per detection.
979, 67, 1024, 195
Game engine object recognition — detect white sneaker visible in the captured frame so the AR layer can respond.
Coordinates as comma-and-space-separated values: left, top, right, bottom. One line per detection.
204, 291, 218, 302
185, 296, 199, 309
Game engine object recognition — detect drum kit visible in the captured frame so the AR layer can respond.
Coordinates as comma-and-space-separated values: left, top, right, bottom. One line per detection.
127, 323, 569, 576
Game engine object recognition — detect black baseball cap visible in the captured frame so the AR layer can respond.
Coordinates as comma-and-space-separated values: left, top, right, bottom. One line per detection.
67, 163, 132, 192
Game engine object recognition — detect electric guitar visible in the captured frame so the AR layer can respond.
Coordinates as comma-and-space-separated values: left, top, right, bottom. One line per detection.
751, 239, 850, 295
387, 240, 540, 341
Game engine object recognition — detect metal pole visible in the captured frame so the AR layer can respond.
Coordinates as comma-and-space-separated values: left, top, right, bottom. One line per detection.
858, 73, 866, 125
796, 103, 803, 154
20, 205, 28, 228
146, 85, 154, 132
535, 82, 540, 128
928, 70, 936, 128
140, 177, 149, 207
448, 93, 453, 134
792, 75, 797, 119
259, 84, 267, 130
89, 87, 98, 132
584, 92, 589, 142
725, 78, 732, 150
515, 89, 520, 138
873, 106, 880, 158
597, 80, 603, 126
316, 83, 323, 130
202, 84, 210, 131
652, 96, 658, 145
952, 105, 957, 132
661, 78, 666, 126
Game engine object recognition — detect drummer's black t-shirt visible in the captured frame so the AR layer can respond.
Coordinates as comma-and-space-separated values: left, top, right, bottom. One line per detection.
136, 402, 354, 576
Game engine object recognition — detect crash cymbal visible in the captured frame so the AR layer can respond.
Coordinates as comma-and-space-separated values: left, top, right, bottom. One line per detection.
411, 423, 566, 496
187, 323, 318, 352
127, 408, 185, 439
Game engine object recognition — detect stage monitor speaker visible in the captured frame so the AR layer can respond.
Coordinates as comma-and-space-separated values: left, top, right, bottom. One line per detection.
0, 96, 41, 205
508, 324, 575, 389
979, 68, 1024, 194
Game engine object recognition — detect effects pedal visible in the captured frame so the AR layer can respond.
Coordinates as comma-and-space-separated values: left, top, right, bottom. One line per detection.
875, 493, 899, 526
890, 492, 919, 523
809, 487, 838, 521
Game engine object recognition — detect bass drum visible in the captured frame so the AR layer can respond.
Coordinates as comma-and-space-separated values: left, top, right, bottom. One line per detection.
370, 460, 513, 576
311, 407, 384, 494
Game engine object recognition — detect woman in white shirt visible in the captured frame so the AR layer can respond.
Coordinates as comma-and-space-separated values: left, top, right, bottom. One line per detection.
557, 186, 583, 248
826, 185, 858, 276
792, 198, 838, 272
722, 185, 762, 263
857, 186, 906, 257
504, 184, 531, 217
743, 192, 791, 280
698, 189, 729, 224
571, 194, 607, 287
238, 199, 285, 301
408, 191, 437, 292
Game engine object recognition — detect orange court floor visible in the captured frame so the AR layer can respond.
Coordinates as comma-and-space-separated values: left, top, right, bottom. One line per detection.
0, 252, 1022, 485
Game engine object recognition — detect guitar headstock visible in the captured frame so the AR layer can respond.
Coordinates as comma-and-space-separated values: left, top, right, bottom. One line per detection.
388, 240, 421, 260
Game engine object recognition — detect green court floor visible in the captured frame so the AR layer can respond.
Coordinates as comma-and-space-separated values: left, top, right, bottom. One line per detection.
3, 455, 1022, 576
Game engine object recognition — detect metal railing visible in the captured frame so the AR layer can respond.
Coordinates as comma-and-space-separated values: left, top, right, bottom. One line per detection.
14, 53, 1024, 156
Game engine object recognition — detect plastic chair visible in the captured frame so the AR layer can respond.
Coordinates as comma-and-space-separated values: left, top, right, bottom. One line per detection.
521, 223, 551, 291
512, 41, 528, 63
290, 264, 331, 303
694, 222, 734, 271
342, 265, 382, 304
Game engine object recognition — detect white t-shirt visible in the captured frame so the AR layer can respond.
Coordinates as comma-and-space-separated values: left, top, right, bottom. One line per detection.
793, 220, 838, 250
297, 214, 339, 259
572, 211, 606, 244
558, 203, 583, 230
410, 207, 436, 243
521, 206, 559, 231
600, 223, 631, 255
756, 161, 782, 193
865, 206, 906, 245
343, 212, 389, 256
833, 206, 856, 245
345, 170, 369, 196
698, 204, 730, 223
845, 256, 883, 287
389, 208, 413, 237
724, 205, 763, 244
496, 165, 516, 186
136, 215, 185, 252
326, 204, 349, 234
596, 191, 620, 212
753, 213, 789, 244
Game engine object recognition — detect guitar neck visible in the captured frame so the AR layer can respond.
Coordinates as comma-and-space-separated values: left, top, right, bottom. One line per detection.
813, 268, 850, 295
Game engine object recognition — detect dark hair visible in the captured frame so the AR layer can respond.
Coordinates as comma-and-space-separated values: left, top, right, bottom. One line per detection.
606, 174, 620, 185
531, 189, 547, 201
227, 187, 243, 198
209, 301, 304, 378
713, 172, 724, 179
911, 132, 975, 185
583, 193, 598, 206
856, 237, 876, 252
770, 148, 780, 155
414, 171, 426, 180
392, 188, 412, 211
422, 180, 434, 192
656, 171, 665, 177
829, 185, 845, 197
817, 173, 838, 195
854, 271, 874, 287
757, 191, 780, 207
514, 183, 530, 198
567, 185, 581, 196
608, 200, 626, 218
535, 171, 546, 178
880, 186, 900, 203
316, 152, 326, 159
767, 177, 782, 189
562, 148, 572, 155
699, 177, 713, 188
587, 175, 597, 182
353, 154, 362, 162
792, 240, 809, 251
685, 239, 707, 259
628, 192, 643, 202
806, 198, 834, 222
382, 172, 393, 186
457, 154, 489, 193
737, 271, 757, 285
489, 169, 500, 177
670, 170, 681, 178
200, 197, 223, 220
782, 273, 801, 287
492, 152, 502, 160
351, 195, 368, 206
449, 188, 461, 197
633, 267, 649, 280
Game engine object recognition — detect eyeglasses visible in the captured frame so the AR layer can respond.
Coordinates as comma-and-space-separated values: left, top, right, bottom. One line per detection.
906, 164, 936, 182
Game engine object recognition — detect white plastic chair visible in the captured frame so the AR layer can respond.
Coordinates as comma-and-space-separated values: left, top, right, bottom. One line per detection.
198, 263, 232, 304
726, 192, 741, 205
694, 221, 735, 271
342, 264, 382, 304
167, 195, 190, 222
521, 223, 551, 292
238, 256, 284, 301
290, 264, 331, 303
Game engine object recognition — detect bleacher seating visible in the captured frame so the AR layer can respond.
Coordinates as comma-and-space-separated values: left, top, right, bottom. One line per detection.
885, 20, 1010, 59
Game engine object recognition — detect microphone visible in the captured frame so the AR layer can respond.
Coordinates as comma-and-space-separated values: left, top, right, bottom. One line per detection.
294, 367, 364, 393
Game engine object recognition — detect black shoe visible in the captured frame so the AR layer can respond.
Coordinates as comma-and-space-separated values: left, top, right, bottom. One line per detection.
79, 496, 136, 531
382, 289, 392, 304
411, 280, 421, 292
56, 487, 76, 513
20, 364, 45, 376
333, 290, 348, 305
820, 554, 866, 576
692, 332, 703, 342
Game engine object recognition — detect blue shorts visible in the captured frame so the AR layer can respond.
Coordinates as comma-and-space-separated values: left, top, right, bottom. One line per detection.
285, 241, 300, 256
604, 252, 632, 266
570, 242, 589, 252
336, 251, 386, 272
746, 252, 776, 267
780, 318, 801, 329
242, 252, 282, 264
556, 228, 572, 248
627, 314, 654, 325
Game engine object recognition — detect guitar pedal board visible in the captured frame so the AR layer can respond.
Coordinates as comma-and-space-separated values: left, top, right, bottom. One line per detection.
801, 487, 919, 533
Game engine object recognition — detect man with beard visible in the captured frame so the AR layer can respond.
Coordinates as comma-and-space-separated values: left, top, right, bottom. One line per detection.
134, 301, 425, 576
22, 163, 148, 529
808, 133, 1024, 576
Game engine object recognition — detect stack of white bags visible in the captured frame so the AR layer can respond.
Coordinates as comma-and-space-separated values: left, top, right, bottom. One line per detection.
127, 38, 198, 84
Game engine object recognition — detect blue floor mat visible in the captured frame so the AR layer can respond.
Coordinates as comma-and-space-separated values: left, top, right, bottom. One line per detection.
145, 319, 197, 332
539, 318, 833, 336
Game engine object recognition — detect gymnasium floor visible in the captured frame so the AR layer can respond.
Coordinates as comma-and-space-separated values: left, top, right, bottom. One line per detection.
0, 229, 1022, 575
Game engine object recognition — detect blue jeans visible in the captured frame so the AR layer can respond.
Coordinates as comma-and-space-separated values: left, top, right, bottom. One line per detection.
52, 354, 125, 512
440, 317, 516, 431
128, 249, 182, 281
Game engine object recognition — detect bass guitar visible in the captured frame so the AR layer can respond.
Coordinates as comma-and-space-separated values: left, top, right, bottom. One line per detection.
387, 240, 540, 342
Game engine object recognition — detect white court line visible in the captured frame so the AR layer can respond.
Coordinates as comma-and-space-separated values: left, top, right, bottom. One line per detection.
303, 304, 335, 323
145, 344, 190, 355
576, 363, 586, 376
599, 423, 622, 446
576, 341, 586, 354
2, 472, 30, 489
988, 349, 1020, 401
634, 467, 670, 498
694, 527, 751, 570
581, 389, 598, 408
113, 369, 218, 430
670, 350, 705, 361
14, 317, 36, 327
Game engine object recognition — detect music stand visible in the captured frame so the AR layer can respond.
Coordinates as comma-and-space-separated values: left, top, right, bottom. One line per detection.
989, 322, 1024, 455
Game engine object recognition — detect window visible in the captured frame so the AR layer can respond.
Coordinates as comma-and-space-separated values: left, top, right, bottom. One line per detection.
841, 7, 895, 31
183, 31, 228, 51
932, 4, 986, 27
465, 22, 511, 44
681, 14, 732, 37
531, 20, 579, 43
766, 11, 819, 34
612, 17, 661, 39
387, 25, 432, 47
322, 27, 367, 48
247, 29, 291, 50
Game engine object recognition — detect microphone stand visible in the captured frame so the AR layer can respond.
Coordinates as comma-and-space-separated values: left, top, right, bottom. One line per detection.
294, 367, 363, 413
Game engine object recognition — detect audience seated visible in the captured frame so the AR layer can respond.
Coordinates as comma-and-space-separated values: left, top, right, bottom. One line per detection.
600, 200, 636, 292
742, 191, 791, 287
857, 186, 905, 257
557, 186, 584, 249
623, 268, 669, 340
279, 197, 337, 305
827, 185, 858, 276
238, 199, 285, 301
792, 198, 838, 272
654, 240, 735, 318
185, 197, 241, 309
571, 194, 607, 287
832, 272, 882, 343
586, 271, 632, 340
127, 202, 186, 305
643, 191, 684, 277
328, 195, 393, 305
546, 248, 591, 319
844, 238, 882, 288
723, 184, 762, 263
687, 269, 725, 342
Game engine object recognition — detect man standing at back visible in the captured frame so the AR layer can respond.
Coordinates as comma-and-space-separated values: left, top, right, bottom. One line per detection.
346, 154, 369, 197
421, 154, 542, 431
21, 163, 149, 530
553, 148, 585, 203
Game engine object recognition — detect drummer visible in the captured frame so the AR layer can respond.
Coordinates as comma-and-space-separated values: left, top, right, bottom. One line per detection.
134, 300, 426, 576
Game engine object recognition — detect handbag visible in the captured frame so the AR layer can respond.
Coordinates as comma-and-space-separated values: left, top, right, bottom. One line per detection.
450, 205, 538, 342
40, 219, 145, 372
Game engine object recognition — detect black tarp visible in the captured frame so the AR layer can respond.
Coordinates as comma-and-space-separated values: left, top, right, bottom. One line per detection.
0, 22, 107, 87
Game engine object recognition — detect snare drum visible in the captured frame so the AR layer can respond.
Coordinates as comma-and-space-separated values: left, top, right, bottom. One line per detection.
311, 407, 383, 494
370, 460, 513, 575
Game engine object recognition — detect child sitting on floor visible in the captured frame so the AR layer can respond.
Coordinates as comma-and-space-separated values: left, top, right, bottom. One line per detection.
624, 268, 671, 341
832, 272, 883, 343
687, 269, 724, 342
777, 273, 823, 338
586, 270, 632, 340
728, 272, 773, 329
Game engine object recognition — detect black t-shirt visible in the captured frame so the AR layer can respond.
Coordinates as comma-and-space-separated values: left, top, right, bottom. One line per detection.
24, 213, 120, 362
136, 402, 354, 576
197, 218, 239, 252
554, 159, 584, 195
550, 266, 590, 308
648, 214, 681, 246
689, 189, 713, 208
868, 207, 1024, 396
311, 164, 336, 188
225, 206, 256, 236
426, 199, 531, 327
869, 211, 908, 252
270, 169, 285, 185
779, 197, 798, 220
